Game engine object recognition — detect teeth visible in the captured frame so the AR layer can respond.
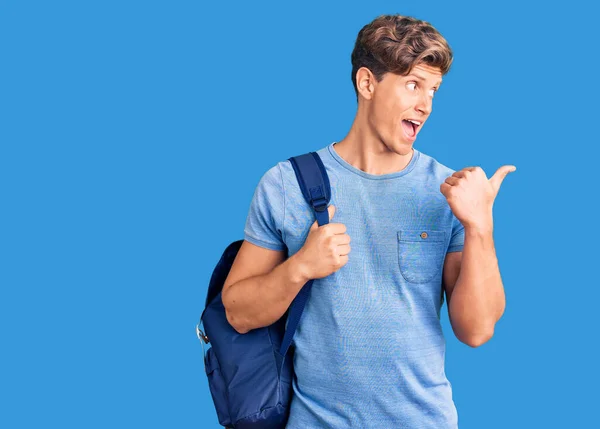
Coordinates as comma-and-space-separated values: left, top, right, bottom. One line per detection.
407, 119, 421, 126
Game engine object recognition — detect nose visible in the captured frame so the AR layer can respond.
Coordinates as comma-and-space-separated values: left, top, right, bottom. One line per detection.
415, 92, 432, 116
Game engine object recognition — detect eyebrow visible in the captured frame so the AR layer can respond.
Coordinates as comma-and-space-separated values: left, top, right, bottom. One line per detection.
407, 74, 443, 87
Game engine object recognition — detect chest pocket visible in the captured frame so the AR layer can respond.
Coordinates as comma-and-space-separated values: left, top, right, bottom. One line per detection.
398, 229, 446, 284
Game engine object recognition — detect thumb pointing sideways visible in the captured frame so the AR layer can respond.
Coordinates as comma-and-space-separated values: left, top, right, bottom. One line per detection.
310, 204, 336, 230
489, 165, 517, 195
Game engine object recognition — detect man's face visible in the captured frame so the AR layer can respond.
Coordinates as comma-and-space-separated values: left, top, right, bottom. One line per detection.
363, 63, 443, 153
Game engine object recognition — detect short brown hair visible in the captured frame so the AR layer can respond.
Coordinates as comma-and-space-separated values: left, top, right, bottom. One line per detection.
350, 14, 453, 101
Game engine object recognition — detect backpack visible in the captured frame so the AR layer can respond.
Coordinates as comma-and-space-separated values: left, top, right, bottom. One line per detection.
196, 151, 331, 428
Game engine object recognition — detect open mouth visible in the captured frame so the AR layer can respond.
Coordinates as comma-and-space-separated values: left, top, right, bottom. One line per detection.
401, 119, 420, 137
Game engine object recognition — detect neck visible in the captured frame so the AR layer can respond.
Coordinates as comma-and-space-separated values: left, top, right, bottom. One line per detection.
334, 113, 414, 176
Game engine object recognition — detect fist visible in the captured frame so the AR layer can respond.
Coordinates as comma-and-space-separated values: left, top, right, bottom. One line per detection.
296, 205, 351, 279
440, 165, 516, 230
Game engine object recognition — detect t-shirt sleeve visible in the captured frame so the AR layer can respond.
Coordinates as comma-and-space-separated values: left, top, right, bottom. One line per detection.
243, 164, 287, 251
447, 213, 465, 253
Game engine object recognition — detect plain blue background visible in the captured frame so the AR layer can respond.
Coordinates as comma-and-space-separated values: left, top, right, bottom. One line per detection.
1, 0, 599, 428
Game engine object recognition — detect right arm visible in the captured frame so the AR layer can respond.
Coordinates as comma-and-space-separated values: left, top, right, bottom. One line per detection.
223, 204, 349, 334
221, 240, 310, 334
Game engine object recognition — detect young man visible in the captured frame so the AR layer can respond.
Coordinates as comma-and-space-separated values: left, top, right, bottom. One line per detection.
221, 14, 514, 429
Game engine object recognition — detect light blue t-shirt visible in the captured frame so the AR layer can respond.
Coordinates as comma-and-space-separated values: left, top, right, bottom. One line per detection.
244, 142, 465, 428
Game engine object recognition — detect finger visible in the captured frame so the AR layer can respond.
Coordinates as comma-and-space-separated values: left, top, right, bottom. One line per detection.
328, 204, 336, 221
440, 182, 452, 196
333, 233, 351, 245
337, 243, 351, 256
452, 171, 467, 178
489, 165, 516, 193
444, 176, 461, 186
328, 222, 347, 235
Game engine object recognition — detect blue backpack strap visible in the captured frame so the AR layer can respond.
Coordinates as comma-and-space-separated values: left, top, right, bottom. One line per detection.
278, 151, 331, 360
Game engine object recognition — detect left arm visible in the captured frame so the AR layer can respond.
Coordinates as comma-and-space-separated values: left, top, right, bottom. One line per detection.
442, 223, 506, 348
440, 164, 516, 348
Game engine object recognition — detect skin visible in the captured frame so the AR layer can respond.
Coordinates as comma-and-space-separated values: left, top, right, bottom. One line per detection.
334, 63, 442, 174
334, 63, 515, 347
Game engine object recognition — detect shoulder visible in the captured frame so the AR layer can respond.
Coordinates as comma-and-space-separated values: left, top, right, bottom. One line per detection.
261, 158, 297, 180
256, 152, 325, 195
255, 161, 286, 189
416, 150, 459, 183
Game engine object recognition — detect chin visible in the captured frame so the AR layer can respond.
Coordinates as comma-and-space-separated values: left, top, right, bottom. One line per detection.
394, 139, 414, 155
382, 136, 413, 156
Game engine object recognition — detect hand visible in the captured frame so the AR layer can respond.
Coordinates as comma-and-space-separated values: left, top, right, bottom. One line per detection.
440, 165, 516, 230
295, 205, 351, 280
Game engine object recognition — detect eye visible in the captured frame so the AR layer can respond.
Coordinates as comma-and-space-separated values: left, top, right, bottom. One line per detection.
407, 82, 417, 91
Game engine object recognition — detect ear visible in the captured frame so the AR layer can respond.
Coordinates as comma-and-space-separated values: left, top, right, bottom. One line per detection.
356, 67, 376, 100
